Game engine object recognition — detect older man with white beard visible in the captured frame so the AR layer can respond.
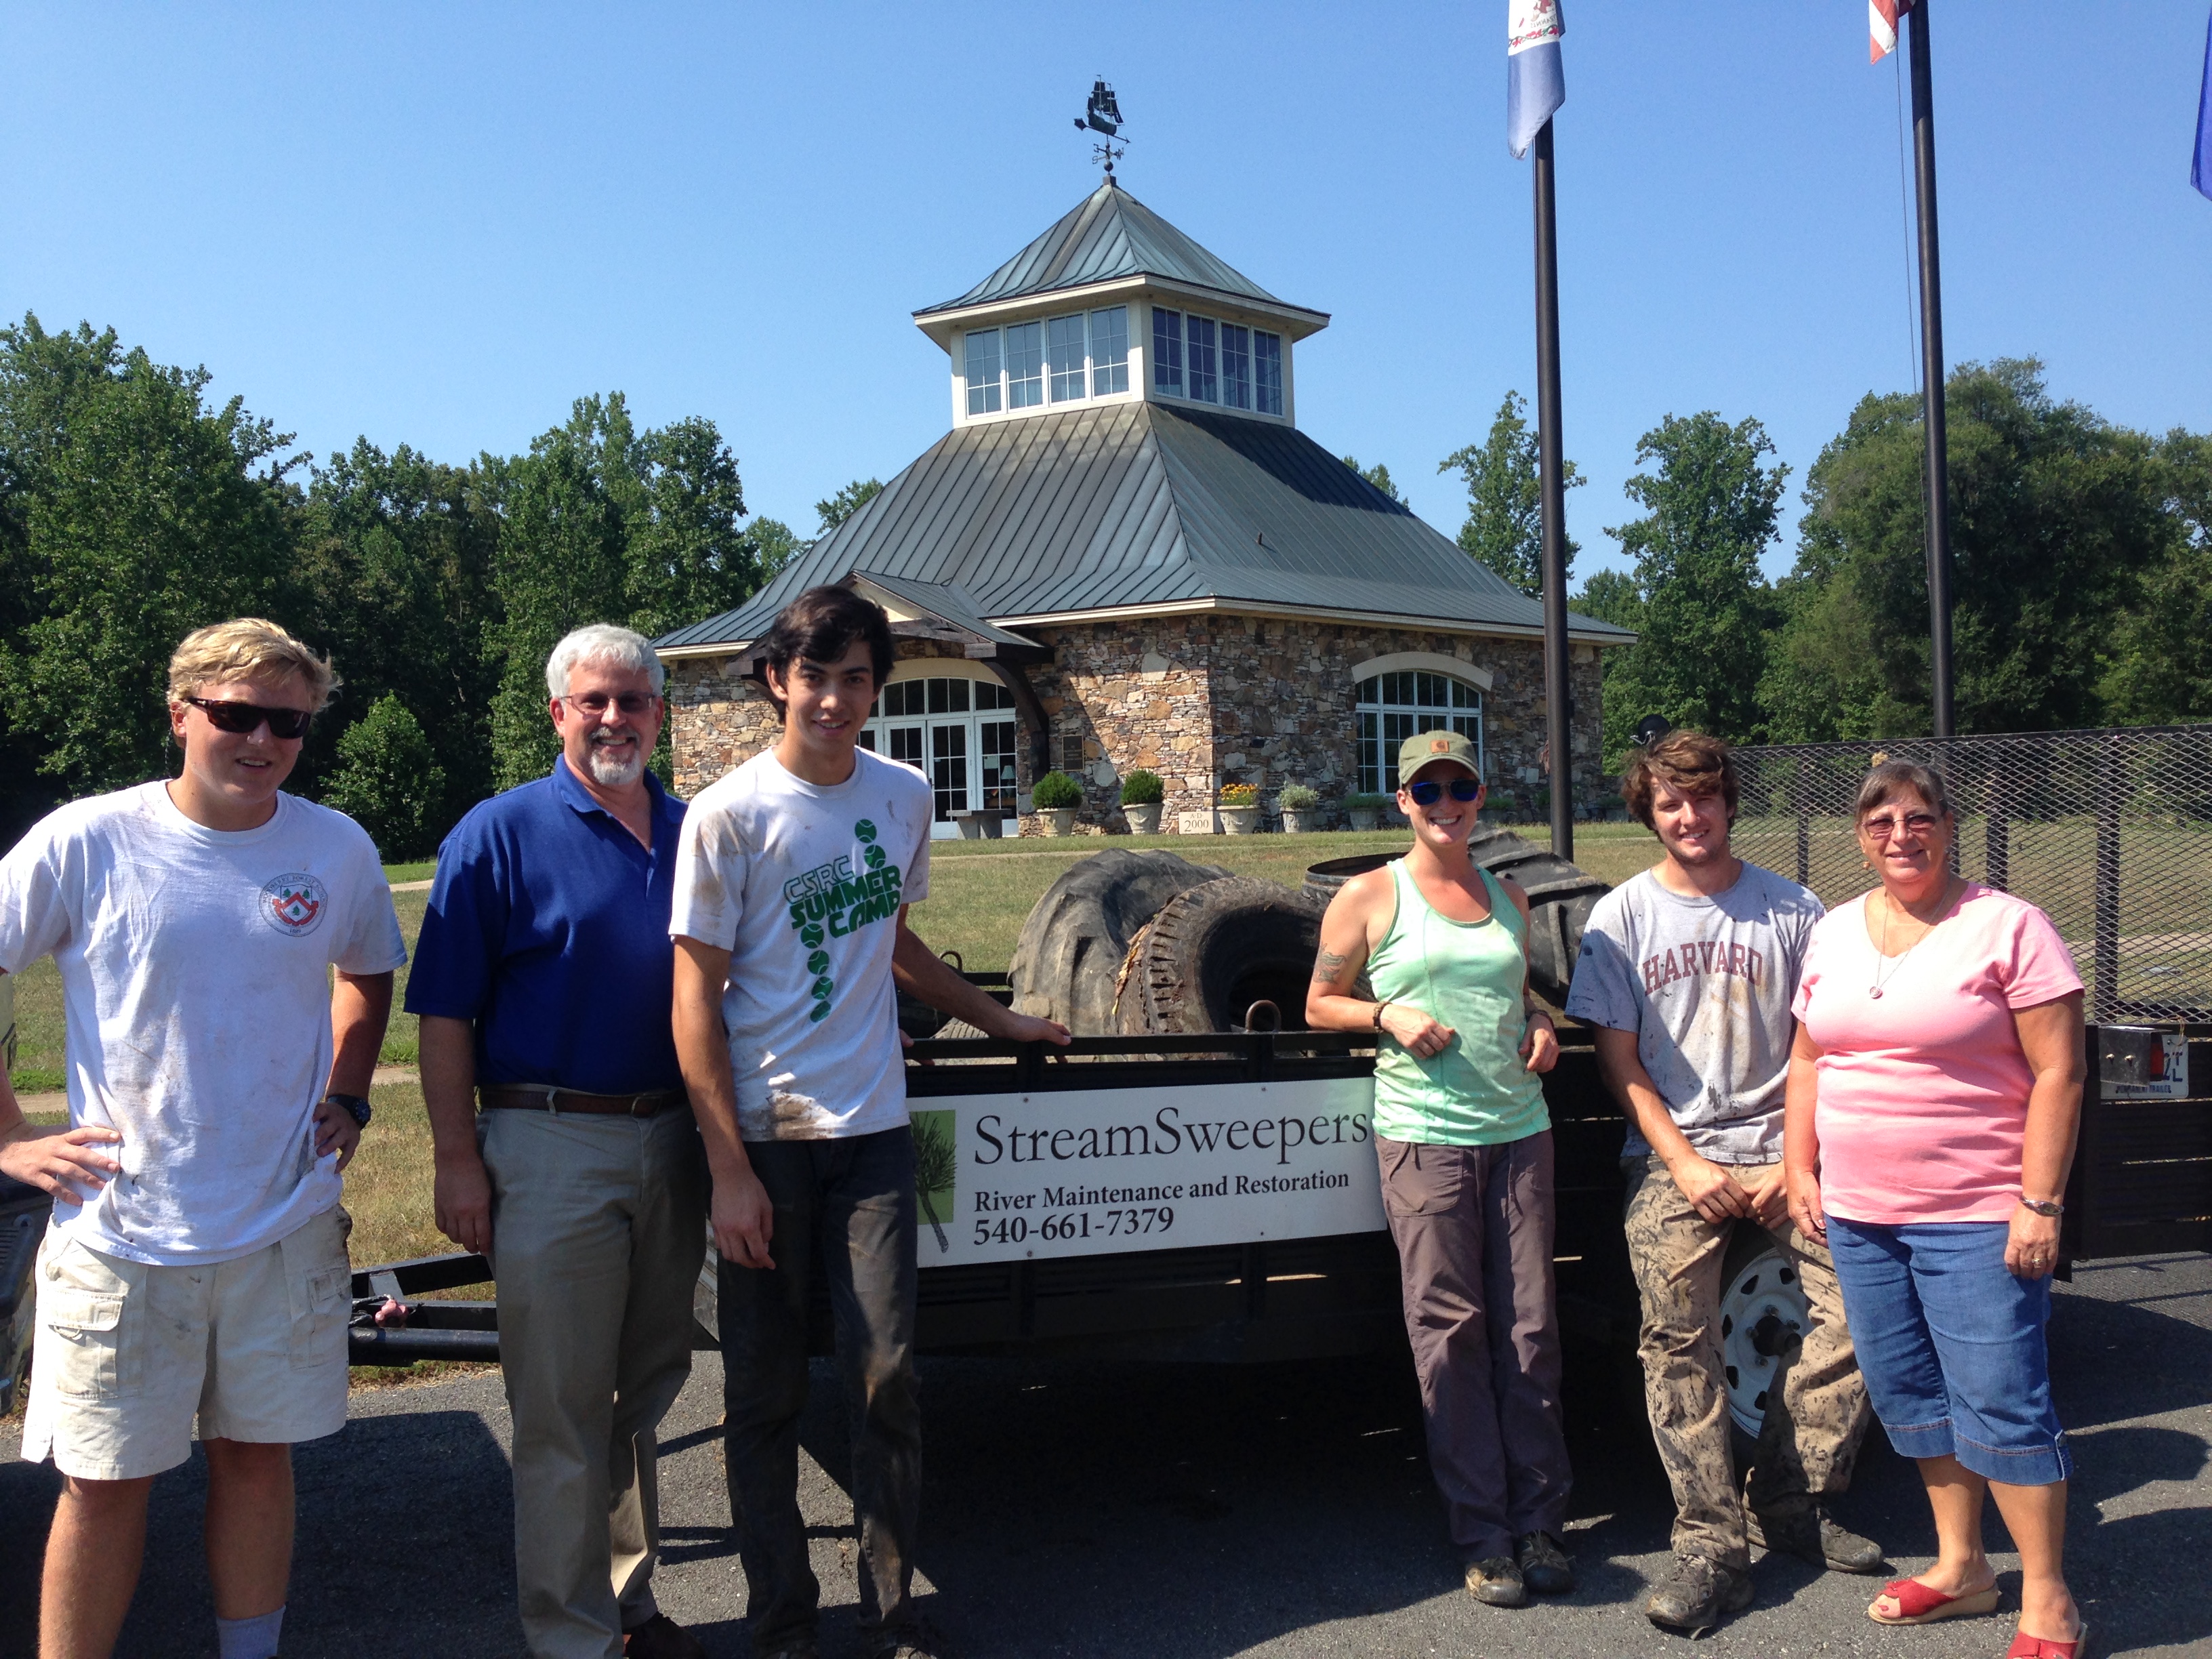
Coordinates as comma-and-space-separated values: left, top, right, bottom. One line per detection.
407, 625, 708, 1659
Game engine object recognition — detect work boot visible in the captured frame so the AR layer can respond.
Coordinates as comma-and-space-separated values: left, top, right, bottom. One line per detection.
1515, 1530, 1577, 1595
1747, 1507, 1886, 1574
1465, 1554, 1530, 1607
1645, 1553, 1755, 1635
622, 1614, 708, 1659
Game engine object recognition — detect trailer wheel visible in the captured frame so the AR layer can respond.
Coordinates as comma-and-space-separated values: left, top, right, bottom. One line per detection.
1007, 849, 1233, 1032
1716, 1225, 1813, 1439
1303, 832, 1609, 1008
1114, 877, 1329, 1034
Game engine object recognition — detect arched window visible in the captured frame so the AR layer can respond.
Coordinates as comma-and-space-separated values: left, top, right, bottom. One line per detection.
1357, 671, 1484, 796
859, 676, 1021, 831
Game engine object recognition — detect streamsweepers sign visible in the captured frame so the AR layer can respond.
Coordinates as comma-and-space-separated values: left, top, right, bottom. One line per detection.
909, 1079, 1385, 1265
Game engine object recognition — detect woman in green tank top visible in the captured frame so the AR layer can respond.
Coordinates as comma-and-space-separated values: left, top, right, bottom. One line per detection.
1305, 729, 1574, 1610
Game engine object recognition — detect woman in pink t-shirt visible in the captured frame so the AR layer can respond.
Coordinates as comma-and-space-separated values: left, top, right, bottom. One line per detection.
1784, 761, 2086, 1659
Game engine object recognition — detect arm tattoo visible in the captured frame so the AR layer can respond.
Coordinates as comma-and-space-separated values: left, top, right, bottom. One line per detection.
1312, 946, 1352, 985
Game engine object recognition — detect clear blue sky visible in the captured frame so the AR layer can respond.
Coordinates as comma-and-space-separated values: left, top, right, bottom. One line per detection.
5, 3, 2207, 584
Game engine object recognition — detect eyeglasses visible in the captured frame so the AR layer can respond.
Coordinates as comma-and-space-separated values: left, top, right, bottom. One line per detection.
561, 693, 659, 717
1406, 777, 1483, 806
184, 697, 313, 740
1860, 811, 1940, 842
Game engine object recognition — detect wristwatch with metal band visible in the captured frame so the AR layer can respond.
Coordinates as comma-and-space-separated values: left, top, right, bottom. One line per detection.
325, 1092, 373, 1129
2019, 1195, 2064, 1218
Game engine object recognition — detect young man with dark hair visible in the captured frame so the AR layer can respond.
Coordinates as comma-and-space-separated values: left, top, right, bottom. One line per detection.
1565, 729, 1881, 1635
0, 619, 403, 1659
671, 586, 1067, 1659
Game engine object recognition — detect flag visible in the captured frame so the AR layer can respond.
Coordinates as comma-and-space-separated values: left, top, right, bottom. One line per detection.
1870, 0, 1914, 64
2195, 7, 2212, 202
1508, 0, 1565, 159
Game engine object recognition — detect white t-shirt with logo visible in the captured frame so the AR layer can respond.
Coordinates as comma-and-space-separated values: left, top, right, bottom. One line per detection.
670, 747, 932, 1142
0, 782, 407, 1264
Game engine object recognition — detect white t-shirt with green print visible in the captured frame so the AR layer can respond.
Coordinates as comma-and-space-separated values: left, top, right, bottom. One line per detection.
671, 746, 933, 1142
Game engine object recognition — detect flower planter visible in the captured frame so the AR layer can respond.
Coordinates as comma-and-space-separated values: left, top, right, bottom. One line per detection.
1347, 807, 1380, 831
1218, 804, 1261, 835
1040, 808, 1079, 837
1122, 802, 1162, 835
1279, 808, 1317, 834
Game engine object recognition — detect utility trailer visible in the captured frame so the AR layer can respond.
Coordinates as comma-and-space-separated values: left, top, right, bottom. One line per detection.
330, 1015, 2211, 1442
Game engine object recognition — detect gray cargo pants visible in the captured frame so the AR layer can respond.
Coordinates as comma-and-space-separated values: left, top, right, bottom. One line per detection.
1380, 1132, 1573, 1563
1622, 1154, 1871, 1572
482, 1105, 709, 1659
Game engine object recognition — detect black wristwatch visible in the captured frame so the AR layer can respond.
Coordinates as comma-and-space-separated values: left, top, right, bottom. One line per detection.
325, 1092, 373, 1129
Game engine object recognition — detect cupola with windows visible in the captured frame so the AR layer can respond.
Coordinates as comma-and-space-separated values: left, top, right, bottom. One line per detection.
912, 178, 1330, 430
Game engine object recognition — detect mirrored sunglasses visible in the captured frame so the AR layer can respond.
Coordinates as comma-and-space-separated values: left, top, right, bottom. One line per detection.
1406, 777, 1483, 806
185, 696, 312, 739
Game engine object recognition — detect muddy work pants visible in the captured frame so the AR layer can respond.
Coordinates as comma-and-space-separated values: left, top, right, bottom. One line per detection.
1380, 1132, 1573, 1563
719, 1126, 922, 1656
1622, 1154, 1871, 1572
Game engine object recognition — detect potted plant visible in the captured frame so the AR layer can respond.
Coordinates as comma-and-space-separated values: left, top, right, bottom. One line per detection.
1119, 769, 1164, 835
1276, 782, 1320, 834
1218, 781, 1261, 835
1343, 791, 1388, 832
1031, 769, 1083, 836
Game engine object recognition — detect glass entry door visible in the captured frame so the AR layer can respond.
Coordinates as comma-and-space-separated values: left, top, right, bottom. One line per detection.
861, 676, 1024, 836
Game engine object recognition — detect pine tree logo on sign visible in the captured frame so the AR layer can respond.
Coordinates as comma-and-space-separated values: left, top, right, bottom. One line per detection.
260, 872, 329, 937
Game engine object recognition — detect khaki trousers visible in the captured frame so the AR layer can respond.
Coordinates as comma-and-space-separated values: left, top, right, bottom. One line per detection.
1621, 1154, 1871, 1572
1380, 1132, 1573, 1563
483, 1105, 708, 1659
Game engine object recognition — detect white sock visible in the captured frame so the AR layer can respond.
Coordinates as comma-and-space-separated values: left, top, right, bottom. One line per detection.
216, 1606, 285, 1659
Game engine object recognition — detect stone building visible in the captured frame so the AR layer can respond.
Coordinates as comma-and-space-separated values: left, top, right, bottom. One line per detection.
654, 178, 1631, 832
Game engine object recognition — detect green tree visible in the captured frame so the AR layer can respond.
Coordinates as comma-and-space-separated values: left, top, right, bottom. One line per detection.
1338, 455, 1404, 503
815, 477, 882, 535
293, 438, 503, 832
321, 694, 447, 859
625, 416, 767, 640
1599, 411, 1788, 758
1763, 361, 2175, 740
1437, 391, 1583, 596
485, 395, 637, 790
2095, 428, 2212, 724
0, 314, 298, 798
1573, 568, 1642, 631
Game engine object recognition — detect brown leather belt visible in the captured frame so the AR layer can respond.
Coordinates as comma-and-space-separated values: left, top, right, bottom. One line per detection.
478, 1084, 688, 1117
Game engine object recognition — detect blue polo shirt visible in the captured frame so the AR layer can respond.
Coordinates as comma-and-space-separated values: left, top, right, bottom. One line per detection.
405, 758, 689, 1094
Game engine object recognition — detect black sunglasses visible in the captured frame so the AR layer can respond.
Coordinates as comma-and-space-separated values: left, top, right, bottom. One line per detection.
184, 696, 314, 740
1406, 777, 1483, 806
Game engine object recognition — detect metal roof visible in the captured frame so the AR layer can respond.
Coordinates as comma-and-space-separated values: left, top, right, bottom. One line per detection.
653, 402, 1636, 653
914, 180, 1298, 318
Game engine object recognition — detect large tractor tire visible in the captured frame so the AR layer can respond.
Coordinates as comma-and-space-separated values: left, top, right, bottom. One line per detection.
1006, 849, 1231, 1033
1113, 877, 1329, 1036
1304, 830, 1610, 1009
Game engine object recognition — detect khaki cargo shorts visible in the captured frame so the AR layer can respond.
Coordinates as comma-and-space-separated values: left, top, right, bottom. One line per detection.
20, 1206, 352, 1481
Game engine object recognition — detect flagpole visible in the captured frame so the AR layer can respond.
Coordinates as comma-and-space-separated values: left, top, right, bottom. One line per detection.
1908, 0, 1956, 738
1532, 119, 1574, 861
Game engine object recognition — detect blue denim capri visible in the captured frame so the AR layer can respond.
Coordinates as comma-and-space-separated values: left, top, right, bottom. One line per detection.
1825, 1216, 2070, 1486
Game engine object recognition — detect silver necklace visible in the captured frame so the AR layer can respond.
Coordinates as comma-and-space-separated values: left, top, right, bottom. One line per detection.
1870, 880, 1956, 998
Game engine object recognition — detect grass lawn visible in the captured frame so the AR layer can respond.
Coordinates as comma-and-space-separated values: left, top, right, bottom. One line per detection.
915, 823, 1660, 973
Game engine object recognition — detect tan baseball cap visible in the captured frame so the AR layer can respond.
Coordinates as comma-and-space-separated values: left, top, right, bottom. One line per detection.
1397, 729, 1481, 787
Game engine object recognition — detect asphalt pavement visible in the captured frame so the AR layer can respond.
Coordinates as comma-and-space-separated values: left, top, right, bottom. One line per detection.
4, 1252, 2208, 1659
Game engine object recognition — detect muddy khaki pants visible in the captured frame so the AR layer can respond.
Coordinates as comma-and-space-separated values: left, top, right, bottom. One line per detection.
483, 1105, 709, 1659
1380, 1132, 1573, 1563
1622, 1154, 1871, 1572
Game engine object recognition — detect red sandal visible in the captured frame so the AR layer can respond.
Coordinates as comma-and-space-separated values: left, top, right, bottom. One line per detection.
2006, 1624, 2089, 1659
1868, 1576, 2002, 1625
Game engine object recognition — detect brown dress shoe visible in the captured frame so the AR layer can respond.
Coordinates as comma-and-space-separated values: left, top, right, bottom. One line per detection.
623, 1614, 708, 1659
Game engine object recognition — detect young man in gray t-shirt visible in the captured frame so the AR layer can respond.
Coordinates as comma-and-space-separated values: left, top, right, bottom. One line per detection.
1565, 730, 1879, 1635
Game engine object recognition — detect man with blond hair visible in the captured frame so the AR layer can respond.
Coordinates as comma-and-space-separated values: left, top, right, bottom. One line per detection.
1565, 727, 1878, 1636
0, 618, 405, 1659
408, 623, 707, 1659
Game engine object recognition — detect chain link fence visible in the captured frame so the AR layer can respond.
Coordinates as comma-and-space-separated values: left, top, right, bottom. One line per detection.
1726, 726, 2212, 1023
